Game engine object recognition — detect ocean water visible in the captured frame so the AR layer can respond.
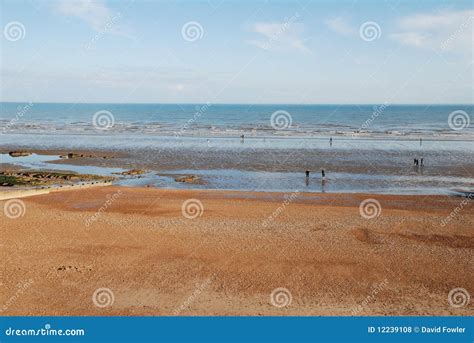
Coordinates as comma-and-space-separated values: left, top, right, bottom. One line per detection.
1, 102, 473, 138
1, 103, 473, 194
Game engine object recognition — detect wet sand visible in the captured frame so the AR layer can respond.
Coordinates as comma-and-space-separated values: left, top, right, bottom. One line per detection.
1, 146, 473, 177
1, 187, 472, 316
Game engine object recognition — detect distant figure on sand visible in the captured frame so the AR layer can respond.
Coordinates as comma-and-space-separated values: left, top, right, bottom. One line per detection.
240, 134, 244, 142
420, 138, 422, 146
420, 158, 424, 167
329, 137, 333, 146
305, 170, 310, 178
414, 158, 419, 166
321, 169, 326, 180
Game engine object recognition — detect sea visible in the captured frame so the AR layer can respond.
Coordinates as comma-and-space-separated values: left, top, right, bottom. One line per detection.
1, 103, 473, 138
1, 102, 473, 195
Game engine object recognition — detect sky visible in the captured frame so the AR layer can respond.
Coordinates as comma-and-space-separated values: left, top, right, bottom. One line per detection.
1, 0, 473, 104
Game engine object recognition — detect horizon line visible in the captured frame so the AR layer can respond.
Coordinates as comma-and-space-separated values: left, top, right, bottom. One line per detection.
1, 101, 473, 106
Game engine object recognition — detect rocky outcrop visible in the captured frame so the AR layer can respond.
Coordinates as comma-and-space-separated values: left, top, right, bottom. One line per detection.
174, 175, 200, 184
8, 151, 31, 157
0, 170, 113, 187
113, 169, 146, 176
60, 153, 84, 159
58, 152, 113, 159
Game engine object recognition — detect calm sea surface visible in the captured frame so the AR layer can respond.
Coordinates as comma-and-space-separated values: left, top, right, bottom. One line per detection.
1, 103, 473, 138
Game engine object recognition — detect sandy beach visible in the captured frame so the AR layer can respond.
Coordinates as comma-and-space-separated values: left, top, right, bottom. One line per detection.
1, 186, 472, 316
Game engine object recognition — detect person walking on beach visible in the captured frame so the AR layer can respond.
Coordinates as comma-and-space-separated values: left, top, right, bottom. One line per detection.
420, 138, 423, 146
240, 134, 244, 143
420, 158, 424, 167
329, 137, 333, 146
305, 170, 310, 178
321, 169, 327, 191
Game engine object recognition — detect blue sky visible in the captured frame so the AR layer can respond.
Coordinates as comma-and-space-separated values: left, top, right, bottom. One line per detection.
1, 0, 473, 104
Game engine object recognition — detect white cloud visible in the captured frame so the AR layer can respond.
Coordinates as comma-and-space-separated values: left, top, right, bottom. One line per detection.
390, 10, 474, 52
326, 17, 355, 36
169, 84, 185, 92
390, 32, 427, 47
399, 12, 463, 30
55, 0, 123, 34
247, 15, 311, 54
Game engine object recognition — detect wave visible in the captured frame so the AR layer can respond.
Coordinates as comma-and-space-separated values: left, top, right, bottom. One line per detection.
1, 120, 473, 139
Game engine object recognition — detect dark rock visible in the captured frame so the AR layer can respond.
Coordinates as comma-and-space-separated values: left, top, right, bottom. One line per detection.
113, 169, 146, 176
67, 153, 81, 159
175, 175, 200, 183
9, 151, 31, 157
